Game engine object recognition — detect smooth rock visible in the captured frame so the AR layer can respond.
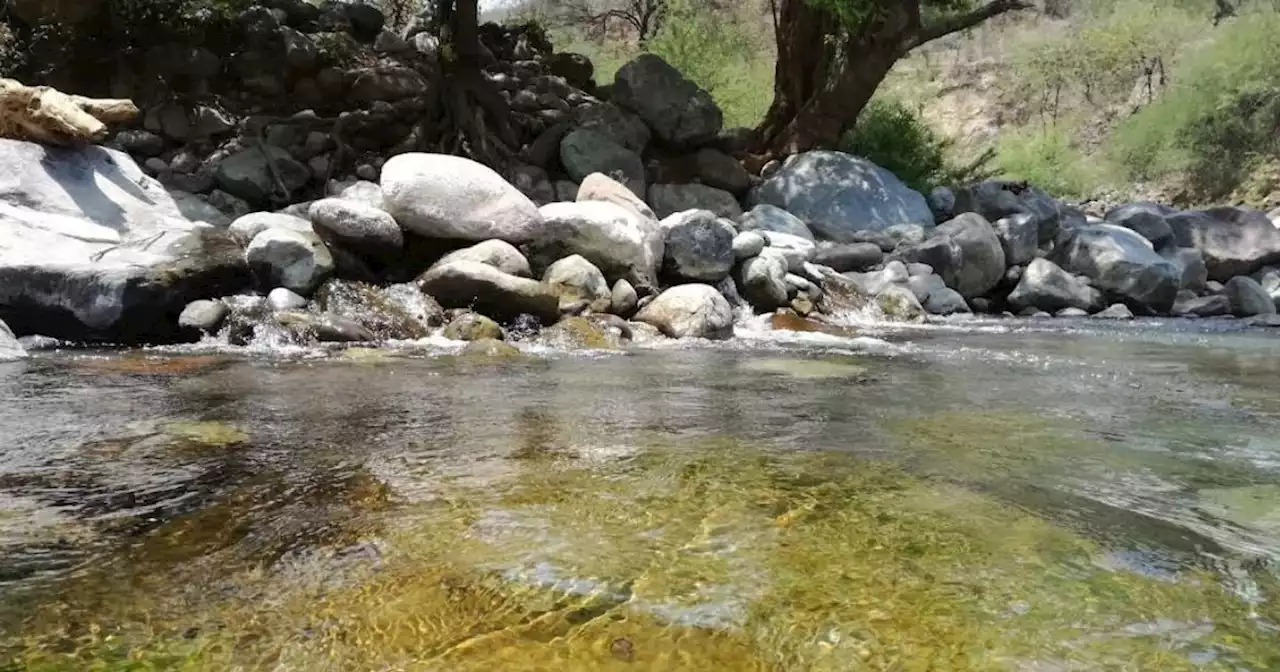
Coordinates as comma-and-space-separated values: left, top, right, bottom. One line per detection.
381, 153, 545, 243
1106, 202, 1174, 249
813, 242, 883, 273
732, 231, 767, 261
992, 213, 1038, 266
245, 227, 334, 295
634, 284, 734, 339
896, 213, 1006, 298
308, 198, 403, 258
736, 204, 813, 241
214, 145, 310, 206
1056, 307, 1089, 317
1225, 276, 1276, 316
737, 248, 790, 311
923, 287, 971, 315
612, 54, 723, 147
228, 212, 312, 244
751, 151, 933, 241
610, 278, 638, 317
649, 183, 742, 220
1051, 224, 1179, 312
851, 229, 897, 252
560, 129, 646, 198
1007, 258, 1105, 313
884, 223, 927, 248
694, 148, 750, 193
267, 287, 308, 311
760, 231, 816, 273
576, 172, 656, 221
432, 239, 531, 278
544, 254, 611, 313
444, 313, 504, 341
1092, 303, 1135, 320
534, 201, 664, 290
418, 260, 559, 323
178, 300, 229, 333
1167, 207, 1280, 281
660, 210, 735, 282
1172, 294, 1231, 317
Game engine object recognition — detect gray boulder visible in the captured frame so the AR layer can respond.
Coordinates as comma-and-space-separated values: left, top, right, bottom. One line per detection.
228, 212, 313, 244
267, 287, 308, 311
760, 231, 816, 273
574, 102, 651, 154
1167, 207, 1280, 281
560, 129, 646, 198
432, 240, 531, 278
1051, 224, 1179, 313
577, 172, 656, 221
660, 210, 736, 282
952, 180, 1079, 245
612, 54, 723, 147
214, 145, 310, 206
380, 153, 545, 243
1172, 293, 1231, 317
751, 151, 933, 241
610, 278, 638, 317
1225, 276, 1276, 317
928, 186, 956, 221
896, 213, 1006, 298
544, 255, 612, 313
634, 284, 734, 339
877, 285, 926, 321
534, 201, 664, 290
814, 242, 883, 273
694, 148, 750, 193
1092, 303, 1135, 320
737, 204, 813, 241
732, 231, 766, 260
1161, 247, 1209, 293
308, 198, 403, 258
418, 260, 559, 323
924, 287, 972, 315
0, 319, 26, 361
0, 140, 252, 343
1105, 202, 1174, 249
1007, 258, 1105, 313
178, 299, 229, 333
884, 223, 927, 248
992, 213, 1039, 266
245, 227, 334, 295
649, 183, 742, 220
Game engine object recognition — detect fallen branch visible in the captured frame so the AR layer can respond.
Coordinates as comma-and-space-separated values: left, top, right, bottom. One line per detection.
0, 78, 138, 146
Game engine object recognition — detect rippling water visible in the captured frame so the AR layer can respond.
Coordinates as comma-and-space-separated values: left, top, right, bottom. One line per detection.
1, 317, 1279, 669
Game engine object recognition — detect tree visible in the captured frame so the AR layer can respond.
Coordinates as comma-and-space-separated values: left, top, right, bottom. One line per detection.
556, 0, 669, 45
751, 0, 1030, 159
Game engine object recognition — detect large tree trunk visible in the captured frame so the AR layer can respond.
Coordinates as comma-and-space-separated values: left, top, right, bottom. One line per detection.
751, 0, 1028, 162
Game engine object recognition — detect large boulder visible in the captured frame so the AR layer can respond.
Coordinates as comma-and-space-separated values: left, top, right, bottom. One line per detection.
533, 201, 664, 291
0, 318, 26, 361
418, 260, 559, 323
991, 213, 1038, 266
380, 153, 545, 243
737, 204, 814, 241
896, 213, 1005, 298
213, 145, 310, 207
612, 54, 723, 147
1105, 202, 1174, 249
648, 183, 742, 220
660, 210, 735, 282
560, 129, 646, 198
750, 151, 933, 241
1224, 276, 1276, 317
1166, 207, 1280, 281
1050, 224, 1180, 313
544, 254, 611, 313
634, 284, 734, 339
431, 239, 531, 277
1007, 258, 1105, 313
951, 180, 1080, 245
245, 227, 334, 295
0, 140, 252, 343
308, 198, 403, 259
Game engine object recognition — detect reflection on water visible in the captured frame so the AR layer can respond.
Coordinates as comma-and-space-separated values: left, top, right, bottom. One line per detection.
0, 319, 1279, 669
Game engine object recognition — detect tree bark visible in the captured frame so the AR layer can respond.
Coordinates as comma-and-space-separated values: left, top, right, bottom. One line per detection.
751, 0, 1029, 161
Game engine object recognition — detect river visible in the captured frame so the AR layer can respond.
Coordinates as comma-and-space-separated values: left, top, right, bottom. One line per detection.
1, 316, 1278, 670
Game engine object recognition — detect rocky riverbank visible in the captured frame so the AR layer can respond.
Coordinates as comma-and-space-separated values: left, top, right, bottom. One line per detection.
3, 2, 1280, 361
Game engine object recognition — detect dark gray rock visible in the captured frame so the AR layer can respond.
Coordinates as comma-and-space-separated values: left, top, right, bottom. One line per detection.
1225, 276, 1276, 316
214, 145, 310, 206
694, 148, 750, 193
574, 102, 651, 154
661, 210, 735, 282
612, 54, 723, 147
1051, 224, 1179, 313
896, 213, 1006, 299
1105, 202, 1174, 249
1160, 247, 1209, 293
560, 129, 646, 198
992, 213, 1038, 266
649, 184, 742, 220
1007, 258, 1106, 314
1172, 293, 1231, 317
952, 180, 1079, 245
813, 242, 883, 273
1167, 207, 1280, 281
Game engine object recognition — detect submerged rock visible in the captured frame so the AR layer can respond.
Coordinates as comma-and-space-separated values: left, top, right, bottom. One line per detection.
313, 279, 442, 339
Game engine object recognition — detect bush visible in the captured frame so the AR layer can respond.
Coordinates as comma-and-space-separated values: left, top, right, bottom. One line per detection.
995, 126, 1101, 198
1110, 12, 1280, 198
839, 98, 957, 192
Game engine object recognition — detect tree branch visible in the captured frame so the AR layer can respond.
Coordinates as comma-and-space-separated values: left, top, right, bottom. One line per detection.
910, 0, 1030, 48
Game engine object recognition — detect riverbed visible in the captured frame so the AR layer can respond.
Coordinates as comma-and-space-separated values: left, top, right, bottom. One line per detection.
1, 317, 1278, 670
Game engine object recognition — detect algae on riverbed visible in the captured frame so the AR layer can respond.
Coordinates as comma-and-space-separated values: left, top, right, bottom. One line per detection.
5, 434, 1278, 671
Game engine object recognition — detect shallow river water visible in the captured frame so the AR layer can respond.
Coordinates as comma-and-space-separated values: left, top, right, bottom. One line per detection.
1, 317, 1279, 670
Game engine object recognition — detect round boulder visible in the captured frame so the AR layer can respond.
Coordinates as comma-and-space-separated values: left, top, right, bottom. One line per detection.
245, 227, 334, 295
381, 153, 545, 243
634, 284, 734, 340
660, 210, 736, 282
308, 198, 403, 258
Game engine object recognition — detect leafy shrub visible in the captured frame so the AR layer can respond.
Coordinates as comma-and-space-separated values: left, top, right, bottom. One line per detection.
995, 126, 1100, 198
839, 98, 957, 192
1110, 12, 1280, 197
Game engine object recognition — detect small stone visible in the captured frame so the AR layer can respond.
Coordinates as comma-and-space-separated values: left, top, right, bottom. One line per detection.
267, 287, 308, 311
732, 231, 766, 260
356, 164, 379, 181
178, 300, 228, 333
610, 278, 639, 317
1055, 307, 1089, 317
1092, 303, 1135, 320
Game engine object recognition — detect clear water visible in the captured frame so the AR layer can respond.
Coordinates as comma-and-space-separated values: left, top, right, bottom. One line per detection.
1, 317, 1279, 670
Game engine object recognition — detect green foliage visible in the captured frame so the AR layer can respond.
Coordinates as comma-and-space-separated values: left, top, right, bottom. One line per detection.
839, 98, 956, 191
1110, 11, 1280, 197
996, 126, 1101, 198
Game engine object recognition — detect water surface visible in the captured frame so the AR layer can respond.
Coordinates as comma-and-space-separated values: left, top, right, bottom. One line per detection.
1, 317, 1279, 669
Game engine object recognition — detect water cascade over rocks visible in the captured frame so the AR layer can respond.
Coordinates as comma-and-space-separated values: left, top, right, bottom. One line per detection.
3, 6, 1279, 350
